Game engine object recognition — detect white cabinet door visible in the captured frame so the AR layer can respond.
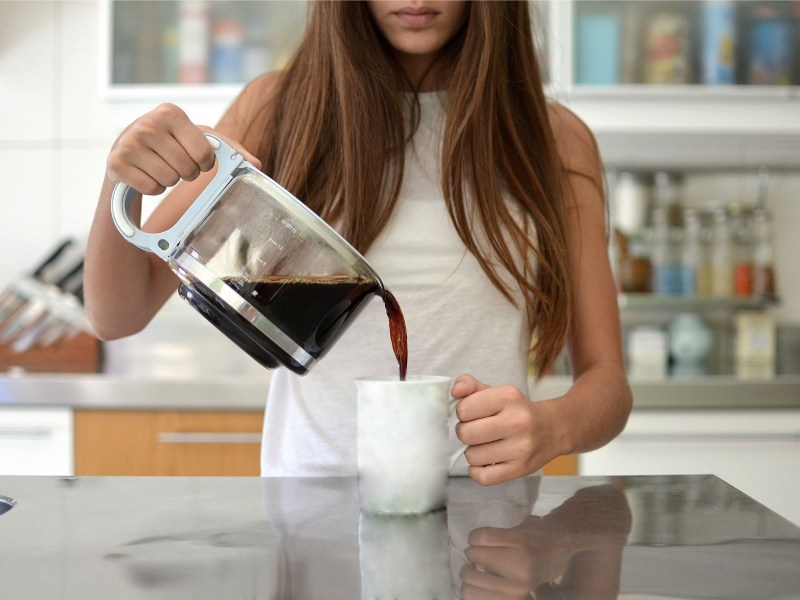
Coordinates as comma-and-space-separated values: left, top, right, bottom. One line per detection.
580, 409, 800, 526
0, 407, 73, 476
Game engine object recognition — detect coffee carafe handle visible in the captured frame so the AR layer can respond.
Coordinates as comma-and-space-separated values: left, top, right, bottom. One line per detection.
110, 134, 247, 260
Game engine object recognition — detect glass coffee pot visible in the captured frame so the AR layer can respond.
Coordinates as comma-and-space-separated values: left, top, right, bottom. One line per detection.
111, 134, 384, 375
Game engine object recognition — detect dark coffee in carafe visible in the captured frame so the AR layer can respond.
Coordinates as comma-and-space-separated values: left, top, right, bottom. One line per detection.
179, 275, 408, 378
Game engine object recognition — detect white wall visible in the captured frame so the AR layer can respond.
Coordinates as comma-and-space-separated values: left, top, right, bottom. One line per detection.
0, 0, 230, 279
0, 0, 262, 376
1, 0, 798, 334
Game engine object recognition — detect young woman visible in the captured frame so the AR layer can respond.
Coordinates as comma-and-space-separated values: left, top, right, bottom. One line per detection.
85, 1, 632, 483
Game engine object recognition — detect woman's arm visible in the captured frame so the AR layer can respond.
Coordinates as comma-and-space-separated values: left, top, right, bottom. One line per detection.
541, 104, 632, 456
84, 75, 277, 340
84, 104, 218, 339
452, 105, 632, 485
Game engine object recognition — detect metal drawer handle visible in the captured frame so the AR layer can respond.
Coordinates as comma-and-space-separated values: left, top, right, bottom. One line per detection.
0, 428, 52, 440
619, 432, 800, 443
157, 432, 261, 444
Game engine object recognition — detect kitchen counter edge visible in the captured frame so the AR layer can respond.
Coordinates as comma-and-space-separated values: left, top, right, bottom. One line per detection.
0, 373, 269, 411
2, 373, 800, 411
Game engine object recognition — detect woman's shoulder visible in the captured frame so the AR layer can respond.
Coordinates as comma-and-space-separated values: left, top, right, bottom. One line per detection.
545, 102, 602, 178
241, 70, 284, 100
216, 71, 285, 135
546, 102, 593, 137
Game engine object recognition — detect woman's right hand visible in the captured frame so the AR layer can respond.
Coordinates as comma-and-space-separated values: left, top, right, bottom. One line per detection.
106, 103, 261, 196
86, 103, 261, 340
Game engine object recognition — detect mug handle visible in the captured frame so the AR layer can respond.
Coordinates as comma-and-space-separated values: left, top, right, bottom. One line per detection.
448, 397, 468, 473
109, 134, 247, 259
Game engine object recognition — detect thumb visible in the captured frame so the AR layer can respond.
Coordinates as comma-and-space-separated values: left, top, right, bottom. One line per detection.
451, 374, 490, 399
198, 125, 263, 171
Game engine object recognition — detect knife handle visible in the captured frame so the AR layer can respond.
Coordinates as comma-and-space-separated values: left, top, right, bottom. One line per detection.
54, 259, 85, 292
30, 238, 75, 279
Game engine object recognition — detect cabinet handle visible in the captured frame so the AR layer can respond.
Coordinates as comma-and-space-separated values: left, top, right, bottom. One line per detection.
619, 432, 800, 443
157, 432, 261, 444
0, 428, 52, 440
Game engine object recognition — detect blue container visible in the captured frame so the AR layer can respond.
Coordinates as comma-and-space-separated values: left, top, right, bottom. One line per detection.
749, 11, 793, 85
702, 1, 736, 84
576, 14, 621, 85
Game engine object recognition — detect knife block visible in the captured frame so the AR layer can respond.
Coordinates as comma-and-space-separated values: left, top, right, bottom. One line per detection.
0, 332, 102, 373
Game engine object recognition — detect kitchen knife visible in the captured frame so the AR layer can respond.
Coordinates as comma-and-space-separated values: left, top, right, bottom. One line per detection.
0, 238, 75, 324
0, 259, 84, 345
13, 284, 87, 352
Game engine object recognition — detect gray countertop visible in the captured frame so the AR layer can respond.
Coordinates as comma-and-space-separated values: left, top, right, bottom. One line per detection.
0, 373, 269, 411
532, 375, 800, 409
1, 474, 798, 599
2, 373, 800, 411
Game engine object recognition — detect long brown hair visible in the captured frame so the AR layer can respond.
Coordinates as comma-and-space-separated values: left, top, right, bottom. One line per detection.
242, 0, 572, 378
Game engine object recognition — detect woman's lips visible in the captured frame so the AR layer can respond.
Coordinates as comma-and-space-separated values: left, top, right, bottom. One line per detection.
394, 8, 438, 27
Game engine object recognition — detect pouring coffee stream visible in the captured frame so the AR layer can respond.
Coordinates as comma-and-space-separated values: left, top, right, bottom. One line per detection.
381, 287, 408, 381
111, 134, 408, 379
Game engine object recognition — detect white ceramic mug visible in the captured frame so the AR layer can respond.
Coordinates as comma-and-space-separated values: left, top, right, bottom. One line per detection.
356, 375, 466, 514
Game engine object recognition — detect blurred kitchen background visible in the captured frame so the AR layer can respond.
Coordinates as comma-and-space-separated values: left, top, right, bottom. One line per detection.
1, 1, 799, 523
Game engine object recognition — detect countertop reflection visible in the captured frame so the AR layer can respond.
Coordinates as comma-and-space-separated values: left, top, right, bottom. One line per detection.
0, 475, 798, 599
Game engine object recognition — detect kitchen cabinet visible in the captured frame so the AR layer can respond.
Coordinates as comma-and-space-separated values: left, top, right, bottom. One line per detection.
73, 408, 574, 476
616, 294, 781, 379
547, 0, 800, 141
101, 0, 308, 99
605, 164, 792, 379
579, 408, 800, 525
532, 375, 800, 524
0, 407, 73, 476
102, 1, 799, 134
96, 1, 800, 189
74, 409, 263, 476
541, 453, 577, 476
562, 0, 800, 90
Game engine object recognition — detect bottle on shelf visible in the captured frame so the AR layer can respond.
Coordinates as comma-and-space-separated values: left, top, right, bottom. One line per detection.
649, 172, 683, 295
211, 19, 245, 84
613, 171, 650, 238
701, 0, 736, 85
162, 24, 180, 84
643, 9, 692, 84
653, 171, 683, 227
650, 206, 681, 295
616, 230, 652, 294
680, 207, 703, 297
697, 209, 714, 297
178, 0, 210, 84
575, 6, 623, 85
746, 1, 794, 86
732, 204, 754, 298
751, 207, 777, 298
243, 22, 272, 81
709, 205, 734, 297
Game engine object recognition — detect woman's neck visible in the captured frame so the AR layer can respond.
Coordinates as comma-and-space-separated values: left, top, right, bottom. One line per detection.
394, 52, 445, 92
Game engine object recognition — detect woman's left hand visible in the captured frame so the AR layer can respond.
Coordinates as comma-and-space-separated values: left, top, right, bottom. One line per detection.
451, 374, 560, 485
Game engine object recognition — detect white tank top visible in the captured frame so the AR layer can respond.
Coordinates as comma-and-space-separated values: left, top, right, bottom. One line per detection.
261, 93, 533, 476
